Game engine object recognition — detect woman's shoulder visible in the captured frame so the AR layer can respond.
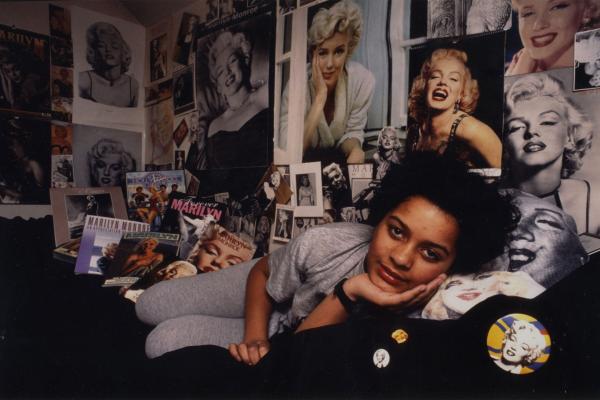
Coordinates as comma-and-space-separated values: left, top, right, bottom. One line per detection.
345, 61, 375, 87
457, 115, 496, 140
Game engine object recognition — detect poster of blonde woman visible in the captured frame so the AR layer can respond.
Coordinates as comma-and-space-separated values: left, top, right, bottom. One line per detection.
192, 12, 273, 170
71, 6, 145, 131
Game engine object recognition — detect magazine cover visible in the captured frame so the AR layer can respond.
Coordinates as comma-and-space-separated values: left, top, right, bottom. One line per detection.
121, 259, 198, 303
74, 215, 150, 275
104, 231, 180, 286
50, 186, 127, 246
185, 222, 255, 273
0, 24, 51, 116
125, 170, 186, 230
160, 193, 227, 260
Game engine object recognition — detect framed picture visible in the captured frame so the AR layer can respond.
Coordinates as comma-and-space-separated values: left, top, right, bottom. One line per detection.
273, 204, 294, 243
50, 186, 127, 246
290, 162, 323, 218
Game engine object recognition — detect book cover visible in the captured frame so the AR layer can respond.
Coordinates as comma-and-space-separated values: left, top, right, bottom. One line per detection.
104, 231, 180, 286
74, 215, 150, 275
125, 170, 186, 230
160, 193, 226, 260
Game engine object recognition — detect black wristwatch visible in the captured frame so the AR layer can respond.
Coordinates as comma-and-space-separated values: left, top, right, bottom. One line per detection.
334, 278, 359, 314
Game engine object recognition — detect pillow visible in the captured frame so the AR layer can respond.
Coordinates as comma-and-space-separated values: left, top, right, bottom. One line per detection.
419, 189, 588, 320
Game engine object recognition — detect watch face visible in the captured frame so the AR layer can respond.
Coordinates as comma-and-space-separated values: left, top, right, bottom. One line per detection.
487, 313, 551, 375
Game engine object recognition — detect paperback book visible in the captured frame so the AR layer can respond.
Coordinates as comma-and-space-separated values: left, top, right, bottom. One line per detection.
74, 216, 150, 275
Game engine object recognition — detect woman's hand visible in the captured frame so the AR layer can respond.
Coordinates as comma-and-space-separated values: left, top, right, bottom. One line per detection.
228, 339, 270, 366
311, 50, 328, 106
505, 49, 538, 76
344, 273, 447, 312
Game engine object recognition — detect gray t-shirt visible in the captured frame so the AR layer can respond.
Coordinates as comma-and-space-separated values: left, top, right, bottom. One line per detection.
266, 222, 373, 334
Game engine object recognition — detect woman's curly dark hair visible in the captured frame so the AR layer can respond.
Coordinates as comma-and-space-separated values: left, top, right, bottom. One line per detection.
367, 152, 518, 274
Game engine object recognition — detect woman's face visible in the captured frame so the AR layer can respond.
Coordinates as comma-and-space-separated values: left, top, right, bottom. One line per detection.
157, 262, 195, 280
256, 216, 270, 235
96, 34, 122, 67
315, 31, 350, 91
440, 272, 498, 315
366, 196, 459, 294
505, 96, 568, 169
426, 56, 465, 112
270, 172, 281, 187
195, 238, 244, 273
92, 153, 123, 186
380, 129, 397, 150
141, 239, 158, 252
507, 195, 580, 284
514, 0, 586, 63
301, 175, 309, 187
214, 47, 245, 97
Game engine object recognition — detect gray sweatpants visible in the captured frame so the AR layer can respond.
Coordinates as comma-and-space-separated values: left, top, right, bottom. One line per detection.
136, 259, 258, 359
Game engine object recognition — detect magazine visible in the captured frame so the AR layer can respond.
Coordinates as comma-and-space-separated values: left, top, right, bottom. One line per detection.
185, 223, 255, 273
160, 193, 227, 260
74, 216, 150, 275
125, 170, 186, 230
50, 186, 127, 246
103, 231, 180, 287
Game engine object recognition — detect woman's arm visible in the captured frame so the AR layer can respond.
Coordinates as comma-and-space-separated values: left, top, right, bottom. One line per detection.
505, 49, 537, 76
340, 138, 365, 163
459, 118, 502, 168
303, 52, 328, 151
228, 255, 273, 365
296, 273, 446, 333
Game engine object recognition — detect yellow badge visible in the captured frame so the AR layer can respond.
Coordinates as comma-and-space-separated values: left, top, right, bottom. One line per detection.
391, 329, 408, 344
487, 313, 551, 375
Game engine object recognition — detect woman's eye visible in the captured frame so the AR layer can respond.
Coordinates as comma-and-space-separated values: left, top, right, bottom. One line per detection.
422, 248, 441, 262
540, 120, 558, 126
445, 280, 461, 289
550, 2, 569, 12
520, 10, 534, 18
335, 48, 345, 55
110, 164, 122, 171
389, 226, 404, 238
507, 123, 525, 135
535, 217, 564, 230
318, 49, 327, 57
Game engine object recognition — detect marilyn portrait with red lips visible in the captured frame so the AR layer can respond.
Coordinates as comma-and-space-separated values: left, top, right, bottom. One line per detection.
407, 48, 502, 169
506, 0, 600, 76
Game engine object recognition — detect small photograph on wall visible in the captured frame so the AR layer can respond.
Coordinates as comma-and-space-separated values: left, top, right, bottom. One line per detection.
72, 124, 142, 189
373, 126, 402, 180
72, 6, 145, 131
174, 12, 199, 66
505, 1, 600, 77
173, 65, 195, 115
51, 66, 73, 98
52, 97, 72, 122
427, 0, 512, 38
574, 28, 600, 91
51, 123, 73, 155
273, 204, 294, 242
145, 79, 172, 107
174, 150, 185, 169
50, 37, 74, 68
322, 161, 352, 220
49, 4, 72, 39
193, 11, 273, 170
503, 68, 600, 236
290, 161, 323, 217
0, 24, 51, 116
149, 34, 168, 82
407, 32, 505, 170
145, 97, 174, 166
51, 154, 74, 188
0, 115, 51, 204
279, 0, 388, 165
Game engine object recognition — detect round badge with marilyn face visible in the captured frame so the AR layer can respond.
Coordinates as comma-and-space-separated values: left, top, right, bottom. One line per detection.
373, 348, 390, 368
486, 313, 551, 375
